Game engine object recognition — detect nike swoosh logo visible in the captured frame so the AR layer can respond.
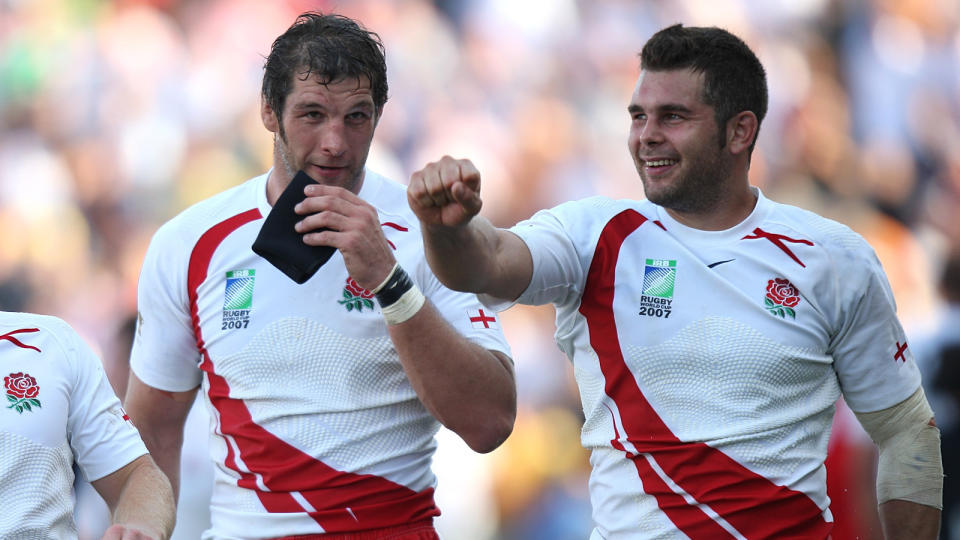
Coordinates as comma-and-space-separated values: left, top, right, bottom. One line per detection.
707, 259, 735, 269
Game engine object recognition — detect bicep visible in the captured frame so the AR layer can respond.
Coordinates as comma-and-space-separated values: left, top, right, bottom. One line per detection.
489, 229, 534, 302
124, 373, 197, 451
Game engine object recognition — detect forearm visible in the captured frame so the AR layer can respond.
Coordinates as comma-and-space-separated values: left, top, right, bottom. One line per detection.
422, 217, 529, 301
388, 301, 516, 453
110, 456, 176, 539
879, 499, 940, 540
854, 387, 943, 539
141, 433, 184, 500
123, 376, 196, 500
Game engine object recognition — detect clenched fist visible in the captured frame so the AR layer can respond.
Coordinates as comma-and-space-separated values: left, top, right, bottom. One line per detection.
407, 156, 483, 228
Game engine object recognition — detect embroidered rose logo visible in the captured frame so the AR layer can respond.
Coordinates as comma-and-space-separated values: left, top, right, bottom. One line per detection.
765, 278, 800, 319
5, 372, 41, 414
339, 277, 375, 312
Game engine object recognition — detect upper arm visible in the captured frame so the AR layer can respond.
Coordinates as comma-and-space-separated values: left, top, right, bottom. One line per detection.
487, 228, 534, 302
64, 325, 150, 483
124, 373, 197, 448
829, 239, 921, 412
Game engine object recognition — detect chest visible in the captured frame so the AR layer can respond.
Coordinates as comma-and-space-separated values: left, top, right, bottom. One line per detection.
1, 349, 70, 447
597, 228, 834, 352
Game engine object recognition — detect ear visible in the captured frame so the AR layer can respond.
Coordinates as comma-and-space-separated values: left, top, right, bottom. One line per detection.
726, 111, 758, 156
261, 96, 280, 134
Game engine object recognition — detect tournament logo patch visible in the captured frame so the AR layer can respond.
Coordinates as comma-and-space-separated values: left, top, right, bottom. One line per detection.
639, 259, 675, 318
764, 277, 800, 319
5, 372, 41, 414
223, 269, 255, 330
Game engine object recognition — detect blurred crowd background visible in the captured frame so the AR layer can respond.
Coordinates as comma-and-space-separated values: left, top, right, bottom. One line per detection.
2, 0, 959, 538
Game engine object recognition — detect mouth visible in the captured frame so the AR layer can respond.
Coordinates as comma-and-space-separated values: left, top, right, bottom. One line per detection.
641, 158, 679, 178
643, 158, 678, 169
308, 164, 346, 177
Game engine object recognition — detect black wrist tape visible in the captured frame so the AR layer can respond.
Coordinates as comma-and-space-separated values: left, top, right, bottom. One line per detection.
375, 266, 414, 307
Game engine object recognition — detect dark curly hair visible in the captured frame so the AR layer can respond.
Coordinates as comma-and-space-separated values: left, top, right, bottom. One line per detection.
641, 24, 767, 155
262, 12, 388, 129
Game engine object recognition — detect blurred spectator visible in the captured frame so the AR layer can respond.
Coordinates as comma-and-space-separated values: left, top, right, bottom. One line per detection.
1, 0, 957, 536
913, 252, 960, 539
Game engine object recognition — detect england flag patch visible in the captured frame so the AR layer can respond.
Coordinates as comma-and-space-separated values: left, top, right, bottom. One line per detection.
468, 309, 498, 329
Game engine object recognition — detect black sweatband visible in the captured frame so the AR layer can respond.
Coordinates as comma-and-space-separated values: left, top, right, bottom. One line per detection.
375, 265, 414, 308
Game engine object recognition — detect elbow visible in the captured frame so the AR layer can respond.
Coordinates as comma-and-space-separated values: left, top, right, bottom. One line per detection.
460, 408, 516, 454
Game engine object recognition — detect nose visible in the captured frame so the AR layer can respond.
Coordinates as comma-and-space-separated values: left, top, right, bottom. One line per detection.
318, 121, 347, 156
637, 118, 663, 148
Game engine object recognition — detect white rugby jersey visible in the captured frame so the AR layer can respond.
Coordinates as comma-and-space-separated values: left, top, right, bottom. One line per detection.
131, 170, 511, 539
0, 312, 147, 539
495, 188, 921, 539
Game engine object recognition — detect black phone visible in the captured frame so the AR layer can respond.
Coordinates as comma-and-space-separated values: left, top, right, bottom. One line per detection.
252, 170, 336, 284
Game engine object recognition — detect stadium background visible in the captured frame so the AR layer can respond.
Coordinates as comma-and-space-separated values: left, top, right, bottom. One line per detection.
1, 0, 958, 538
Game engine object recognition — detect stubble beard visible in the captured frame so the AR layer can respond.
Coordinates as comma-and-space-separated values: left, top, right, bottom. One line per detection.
273, 132, 366, 192
641, 145, 731, 215
275, 132, 298, 180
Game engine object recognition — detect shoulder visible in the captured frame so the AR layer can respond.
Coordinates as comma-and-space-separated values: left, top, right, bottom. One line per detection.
362, 170, 420, 231
151, 174, 265, 249
0, 312, 84, 359
523, 195, 640, 229
761, 198, 881, 275
764, 199, 874, 254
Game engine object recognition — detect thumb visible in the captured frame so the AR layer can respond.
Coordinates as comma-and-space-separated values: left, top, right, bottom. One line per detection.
450, 181, 482, 215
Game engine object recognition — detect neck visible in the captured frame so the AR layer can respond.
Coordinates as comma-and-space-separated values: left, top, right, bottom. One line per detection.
265, 168, 291, 207
665, 184, 758, 231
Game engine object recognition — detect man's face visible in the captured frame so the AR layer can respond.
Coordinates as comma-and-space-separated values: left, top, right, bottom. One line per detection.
627, 68, 732, 214
264, 74, 379, 194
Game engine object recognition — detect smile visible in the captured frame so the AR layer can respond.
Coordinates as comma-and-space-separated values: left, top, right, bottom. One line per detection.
645, 159, 678, 167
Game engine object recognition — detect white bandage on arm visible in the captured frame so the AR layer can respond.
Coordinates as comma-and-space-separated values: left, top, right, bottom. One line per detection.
853, 387, 943, 509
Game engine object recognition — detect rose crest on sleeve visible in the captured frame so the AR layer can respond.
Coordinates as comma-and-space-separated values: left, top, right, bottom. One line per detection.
764, 277, 800, 319
5, 372, 41, 414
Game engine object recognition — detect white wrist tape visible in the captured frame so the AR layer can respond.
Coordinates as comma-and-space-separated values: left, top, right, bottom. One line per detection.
371, 263, 399, 294
380, 286, 425, 325
854, 387, 943, 509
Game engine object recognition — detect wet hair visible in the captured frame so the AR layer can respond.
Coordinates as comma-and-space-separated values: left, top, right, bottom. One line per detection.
640, 24, 768, 154
262, 12, 388, 125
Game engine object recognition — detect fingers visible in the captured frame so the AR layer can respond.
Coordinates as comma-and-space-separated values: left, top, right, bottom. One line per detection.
293, 185, 370, 237
409, 156, 483, 224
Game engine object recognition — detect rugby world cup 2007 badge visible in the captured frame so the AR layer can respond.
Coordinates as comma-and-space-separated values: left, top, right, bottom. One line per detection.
639, 258, 675, 319
223, 269, 255, 330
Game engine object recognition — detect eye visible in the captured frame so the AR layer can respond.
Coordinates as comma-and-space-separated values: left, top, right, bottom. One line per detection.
346, 111, 370, 123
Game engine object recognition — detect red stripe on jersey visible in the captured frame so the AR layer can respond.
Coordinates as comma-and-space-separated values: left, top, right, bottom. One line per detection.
187, 208, 439, 532
580, 209, 831, 539
0, 328, 41, 352
604, 403, 734, 538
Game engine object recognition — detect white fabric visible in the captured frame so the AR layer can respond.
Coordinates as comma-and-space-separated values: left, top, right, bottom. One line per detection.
493, 188, 921, 538
131, 169, 511, 539
381, 285, 426, 325
854, 387, 943, 507
0, 312, 148, 539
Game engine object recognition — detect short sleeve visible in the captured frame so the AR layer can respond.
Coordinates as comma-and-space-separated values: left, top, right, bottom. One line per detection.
414, 259, 512, 358
830, 245, 921, 412
503, 206, 586, 308
129, 222, 204, 391
66, 331, 148, 482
